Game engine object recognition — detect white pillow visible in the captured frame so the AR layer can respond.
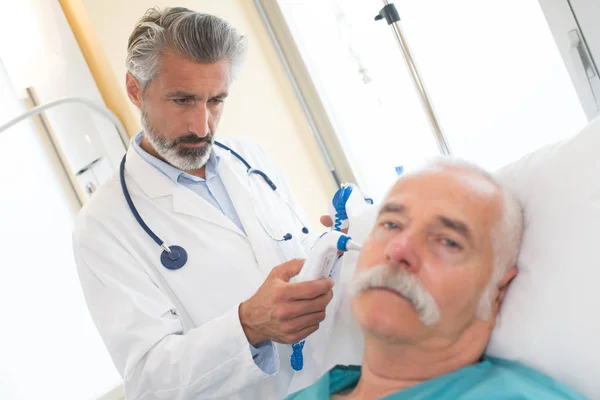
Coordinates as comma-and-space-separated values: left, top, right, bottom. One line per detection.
329, 117, 600, 398
487, 116, 600, 399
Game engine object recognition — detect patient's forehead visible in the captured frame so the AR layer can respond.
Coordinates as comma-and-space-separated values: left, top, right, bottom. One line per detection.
390, 166, 498, 197
383, 168, 502, 229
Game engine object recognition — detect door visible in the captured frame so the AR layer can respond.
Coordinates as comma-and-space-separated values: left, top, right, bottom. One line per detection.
569, 0, 600, 63
539, 0, 600, 120
568, 0, 600, 115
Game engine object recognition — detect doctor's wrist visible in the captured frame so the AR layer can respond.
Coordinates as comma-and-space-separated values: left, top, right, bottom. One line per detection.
239, 301, 265, 347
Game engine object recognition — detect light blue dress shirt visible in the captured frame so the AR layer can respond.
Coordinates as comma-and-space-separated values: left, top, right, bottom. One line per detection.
133, 132, 276, 375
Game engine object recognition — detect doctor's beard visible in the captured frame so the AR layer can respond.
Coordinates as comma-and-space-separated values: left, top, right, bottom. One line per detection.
350, 264, 442, 326
141, 107, 214, 171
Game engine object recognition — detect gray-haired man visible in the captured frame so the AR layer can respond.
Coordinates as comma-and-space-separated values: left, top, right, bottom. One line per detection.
73, 7, 359, 399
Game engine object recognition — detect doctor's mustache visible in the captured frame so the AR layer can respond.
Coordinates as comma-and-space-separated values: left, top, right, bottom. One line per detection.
171, 132, 214, 146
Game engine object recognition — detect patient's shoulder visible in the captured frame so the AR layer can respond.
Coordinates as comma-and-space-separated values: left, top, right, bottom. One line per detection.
479, 356, 588, 399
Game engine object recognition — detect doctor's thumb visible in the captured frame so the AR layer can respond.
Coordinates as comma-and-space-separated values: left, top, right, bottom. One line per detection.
271, 259, 305, 282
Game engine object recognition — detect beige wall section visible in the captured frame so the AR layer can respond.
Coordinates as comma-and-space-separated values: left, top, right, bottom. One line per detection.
77, 0, 336, 228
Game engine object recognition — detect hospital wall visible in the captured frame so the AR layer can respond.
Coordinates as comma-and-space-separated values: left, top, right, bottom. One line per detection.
69, 0, 337, 229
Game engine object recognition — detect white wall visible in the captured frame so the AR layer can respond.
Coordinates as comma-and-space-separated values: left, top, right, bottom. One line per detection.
0, 0, 125, 398
0, 60, 121, 399
79, 0, 336, 229
0, 0, 126, 205
0, 0, 125, 175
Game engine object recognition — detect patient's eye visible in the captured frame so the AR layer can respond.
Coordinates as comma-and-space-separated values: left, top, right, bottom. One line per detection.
373, 219, 406, 240
382, 221, 399, 230
440, 237, 462, 250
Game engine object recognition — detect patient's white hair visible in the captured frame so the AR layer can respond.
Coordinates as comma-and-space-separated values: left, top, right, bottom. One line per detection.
401, 157, 525, 319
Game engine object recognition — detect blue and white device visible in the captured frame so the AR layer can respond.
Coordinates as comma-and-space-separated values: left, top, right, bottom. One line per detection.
290, 183, 372, 371
328, 183, 373, 231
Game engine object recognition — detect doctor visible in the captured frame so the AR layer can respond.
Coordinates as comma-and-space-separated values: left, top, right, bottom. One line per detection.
72, 6, 360, 400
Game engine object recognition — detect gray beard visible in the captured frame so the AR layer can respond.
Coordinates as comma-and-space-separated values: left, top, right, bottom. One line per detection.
141, 107, 213, 171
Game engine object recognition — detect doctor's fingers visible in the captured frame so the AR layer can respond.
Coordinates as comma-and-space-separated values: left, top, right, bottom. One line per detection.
270, 258, 305, 282
277, 290, 333, 320
278, 312, 325, 342
320, 215, 333, 228
284, 278, 334, 301
278, 324, 321, 344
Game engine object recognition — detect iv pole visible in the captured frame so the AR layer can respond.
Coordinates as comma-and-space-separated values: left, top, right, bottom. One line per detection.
375, 1, 452, 156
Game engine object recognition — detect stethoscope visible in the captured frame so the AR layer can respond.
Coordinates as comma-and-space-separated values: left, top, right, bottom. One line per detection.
120, 141, 309, 270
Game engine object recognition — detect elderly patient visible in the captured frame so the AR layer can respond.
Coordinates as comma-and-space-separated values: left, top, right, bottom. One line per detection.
288, 160, 586, 400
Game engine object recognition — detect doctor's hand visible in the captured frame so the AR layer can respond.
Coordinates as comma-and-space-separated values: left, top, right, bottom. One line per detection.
239, 259, 334, 346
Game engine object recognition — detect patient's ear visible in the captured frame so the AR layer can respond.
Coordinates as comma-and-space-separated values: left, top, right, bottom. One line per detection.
497, 266, 518, 305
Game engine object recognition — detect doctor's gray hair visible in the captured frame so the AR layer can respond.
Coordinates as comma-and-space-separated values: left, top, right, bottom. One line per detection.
126, 7, 248, 89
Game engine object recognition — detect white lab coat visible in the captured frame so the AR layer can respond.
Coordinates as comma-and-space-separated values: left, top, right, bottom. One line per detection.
72, 136, 363, 400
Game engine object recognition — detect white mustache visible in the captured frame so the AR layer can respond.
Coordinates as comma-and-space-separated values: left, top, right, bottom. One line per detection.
350, 264, 441, 326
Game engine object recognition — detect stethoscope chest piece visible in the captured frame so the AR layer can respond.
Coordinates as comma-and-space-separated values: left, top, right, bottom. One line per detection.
160, 245, 188, 270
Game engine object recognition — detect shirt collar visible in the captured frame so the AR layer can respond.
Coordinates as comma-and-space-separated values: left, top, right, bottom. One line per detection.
132, 131, 220, 184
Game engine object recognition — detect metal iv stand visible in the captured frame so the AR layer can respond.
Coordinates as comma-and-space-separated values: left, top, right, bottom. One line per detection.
375, 1, 452, 156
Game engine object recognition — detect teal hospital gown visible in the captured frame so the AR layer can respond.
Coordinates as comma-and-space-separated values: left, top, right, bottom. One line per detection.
286, 356, 588, 399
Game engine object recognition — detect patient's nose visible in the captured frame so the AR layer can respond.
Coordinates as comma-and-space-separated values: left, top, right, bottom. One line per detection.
385, 233, 421, 274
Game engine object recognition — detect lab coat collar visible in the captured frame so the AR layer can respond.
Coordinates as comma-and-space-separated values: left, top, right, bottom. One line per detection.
124, 142, 245, 237
125, 141, 176, 200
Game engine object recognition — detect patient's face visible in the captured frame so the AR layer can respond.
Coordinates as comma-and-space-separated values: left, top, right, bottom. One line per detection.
351, 168, 503, 343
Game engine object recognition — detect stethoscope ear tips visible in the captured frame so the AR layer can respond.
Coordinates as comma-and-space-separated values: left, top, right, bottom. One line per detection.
160, 245, 188, 270
283, 233, 293, 241
302, 227, 309, 234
